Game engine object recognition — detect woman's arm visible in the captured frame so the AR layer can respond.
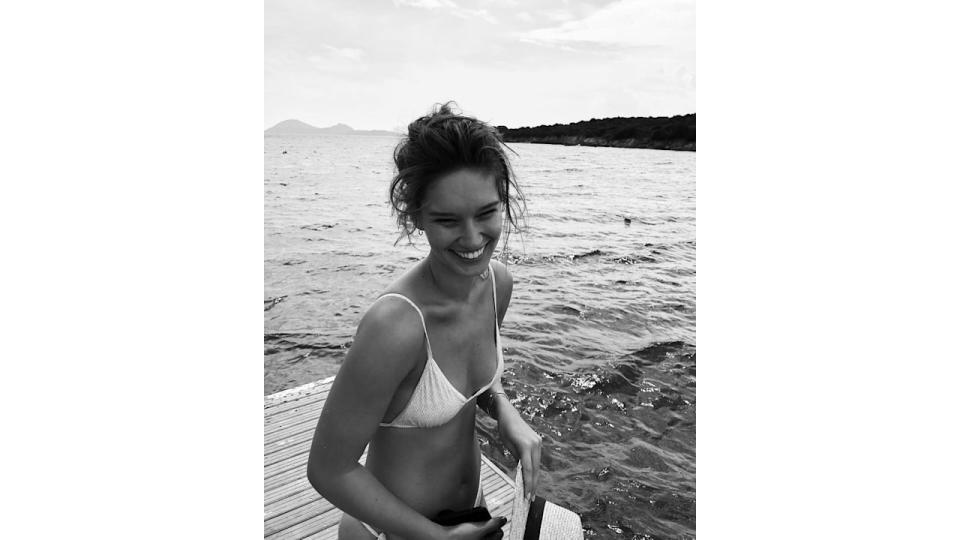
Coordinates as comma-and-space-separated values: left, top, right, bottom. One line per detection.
480, 261, 543, 500
306, 299, 449, 540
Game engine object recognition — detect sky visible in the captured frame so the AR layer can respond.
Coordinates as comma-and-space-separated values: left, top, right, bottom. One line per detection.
265, 0, 695, 131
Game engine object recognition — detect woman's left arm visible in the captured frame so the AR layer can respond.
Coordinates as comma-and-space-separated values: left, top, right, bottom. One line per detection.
480, 261, 542, 500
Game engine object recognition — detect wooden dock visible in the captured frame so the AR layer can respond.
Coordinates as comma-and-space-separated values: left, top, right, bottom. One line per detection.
264, 377, 519, 539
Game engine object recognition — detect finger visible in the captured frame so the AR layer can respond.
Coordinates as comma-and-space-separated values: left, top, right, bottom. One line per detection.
481, 517, 508, 535
479, 530, 503, 540
531, 436, 542, 498
521, 450, 534, 500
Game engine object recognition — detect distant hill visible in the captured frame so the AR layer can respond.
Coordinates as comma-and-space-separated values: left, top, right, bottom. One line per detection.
265, 119, 398, 137
498, 114, 695, 151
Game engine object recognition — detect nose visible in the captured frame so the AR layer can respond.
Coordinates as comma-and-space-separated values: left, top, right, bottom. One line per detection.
462, 221, 483, 248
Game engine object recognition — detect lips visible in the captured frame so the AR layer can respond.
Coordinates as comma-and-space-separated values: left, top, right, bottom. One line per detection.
452, 244, 487, 261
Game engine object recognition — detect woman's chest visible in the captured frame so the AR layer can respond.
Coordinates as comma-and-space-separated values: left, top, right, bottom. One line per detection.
423, 305, 499, 393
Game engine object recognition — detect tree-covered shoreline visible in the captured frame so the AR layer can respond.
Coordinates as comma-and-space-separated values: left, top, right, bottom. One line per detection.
498, 113, 695, 151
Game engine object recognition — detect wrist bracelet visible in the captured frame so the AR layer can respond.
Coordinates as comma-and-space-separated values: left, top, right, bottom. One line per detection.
479, 391, 508, 418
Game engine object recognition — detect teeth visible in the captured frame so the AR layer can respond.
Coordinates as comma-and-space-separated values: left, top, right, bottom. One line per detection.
454, 246, 485, 260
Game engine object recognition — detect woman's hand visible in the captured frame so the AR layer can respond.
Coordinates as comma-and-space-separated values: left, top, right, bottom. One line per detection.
442, 517, 507, 540
495, 397, 542, 500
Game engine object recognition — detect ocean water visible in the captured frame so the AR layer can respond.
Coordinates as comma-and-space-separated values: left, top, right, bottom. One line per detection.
265, 134, 696, 539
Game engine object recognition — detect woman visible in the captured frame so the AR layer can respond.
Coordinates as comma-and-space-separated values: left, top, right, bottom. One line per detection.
307, 103, 542, 540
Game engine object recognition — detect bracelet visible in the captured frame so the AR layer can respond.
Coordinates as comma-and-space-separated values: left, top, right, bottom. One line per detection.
479, 391, 509, 418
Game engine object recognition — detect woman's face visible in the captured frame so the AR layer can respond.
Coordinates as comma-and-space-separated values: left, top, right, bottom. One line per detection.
420, 168, 503, 278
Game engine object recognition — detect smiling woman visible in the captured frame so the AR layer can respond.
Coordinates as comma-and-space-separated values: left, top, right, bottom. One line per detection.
307, 103, 538, 540
389, 102, 526, 251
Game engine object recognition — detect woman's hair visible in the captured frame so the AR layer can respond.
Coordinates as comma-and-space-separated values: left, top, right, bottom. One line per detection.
389, 102, 526, 254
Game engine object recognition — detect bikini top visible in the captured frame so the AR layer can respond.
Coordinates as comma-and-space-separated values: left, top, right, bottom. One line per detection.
377, 265, 504, 429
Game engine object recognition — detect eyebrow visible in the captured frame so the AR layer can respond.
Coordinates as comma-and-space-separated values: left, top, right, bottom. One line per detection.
426, 201, 500, 218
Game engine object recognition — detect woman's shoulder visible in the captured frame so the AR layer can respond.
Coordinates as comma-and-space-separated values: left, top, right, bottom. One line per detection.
490, 260, 513, 321
490, 259, 513, 292
356, 292, 427, 358
490, 259, 512, 283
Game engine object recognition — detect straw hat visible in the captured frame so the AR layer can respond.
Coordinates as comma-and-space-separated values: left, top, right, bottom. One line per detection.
509, 464, 584, 540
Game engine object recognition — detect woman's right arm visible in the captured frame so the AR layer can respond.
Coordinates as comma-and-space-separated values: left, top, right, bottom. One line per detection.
306, 299, 447, 539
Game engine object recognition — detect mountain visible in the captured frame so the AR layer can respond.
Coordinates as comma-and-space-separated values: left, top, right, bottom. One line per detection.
265, 119, 398, 137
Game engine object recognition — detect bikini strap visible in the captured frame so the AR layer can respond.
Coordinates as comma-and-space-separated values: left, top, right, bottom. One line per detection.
489, 262, 498, 320
376, 293, 433, 358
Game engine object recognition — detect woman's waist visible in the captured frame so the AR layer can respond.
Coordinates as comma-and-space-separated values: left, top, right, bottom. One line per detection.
366, 438, 482, 517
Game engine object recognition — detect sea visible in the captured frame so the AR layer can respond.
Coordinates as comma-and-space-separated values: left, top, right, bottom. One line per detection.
265, 133, 696, 539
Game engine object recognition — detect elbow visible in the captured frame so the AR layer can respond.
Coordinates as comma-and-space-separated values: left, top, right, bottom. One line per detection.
306, 449, 331, 495
306, 446, 349, 497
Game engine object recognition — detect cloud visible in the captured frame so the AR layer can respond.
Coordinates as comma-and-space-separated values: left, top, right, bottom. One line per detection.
393, 0, 457, 8
320, 45, 364, 60
451, 8, 497, 24
393, 0, 498, 24
304, 45, 367, 74
518, 0, 694, 51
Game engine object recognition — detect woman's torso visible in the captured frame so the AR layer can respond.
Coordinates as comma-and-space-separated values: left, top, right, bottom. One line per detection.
364, 262, 501, 517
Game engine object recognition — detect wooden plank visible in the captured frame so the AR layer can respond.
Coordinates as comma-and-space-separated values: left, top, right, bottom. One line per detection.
265, 402, 328, 439
303, 528, 339, 540
265, 485, 322, 520
264, 446, 309, 475
265, 377, 333, 405
265, 438, 311, 468
264, 387, 330, 414
265, 495, 332, 537
486, 483, 515, 514
265, 462, 311, 493
264, 396, 330, 431
265, 387, 330, 425
265, 379, 333, 413
266, 504, 342, 539
265, 402, 328, 435
264, 477, 315, 509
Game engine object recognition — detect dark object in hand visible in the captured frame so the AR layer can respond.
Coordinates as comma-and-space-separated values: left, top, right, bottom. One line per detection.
433, 506, 492, 526
433, 506, 504, 538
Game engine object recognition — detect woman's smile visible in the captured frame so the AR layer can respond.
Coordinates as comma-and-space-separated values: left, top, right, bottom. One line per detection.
451, 243, 488, 262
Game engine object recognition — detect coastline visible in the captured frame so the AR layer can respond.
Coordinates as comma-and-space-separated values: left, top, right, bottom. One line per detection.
503, 135, 695, 152
499, 113, 696, 152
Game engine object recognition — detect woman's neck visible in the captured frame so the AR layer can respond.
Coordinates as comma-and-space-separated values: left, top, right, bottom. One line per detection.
421, 254, 485, 303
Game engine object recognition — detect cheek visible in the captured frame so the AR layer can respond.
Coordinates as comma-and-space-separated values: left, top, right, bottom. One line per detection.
490, 219, 503, 237
491, 212, 505, 234
423, 225, 454, 247
484, 220, 503, 244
